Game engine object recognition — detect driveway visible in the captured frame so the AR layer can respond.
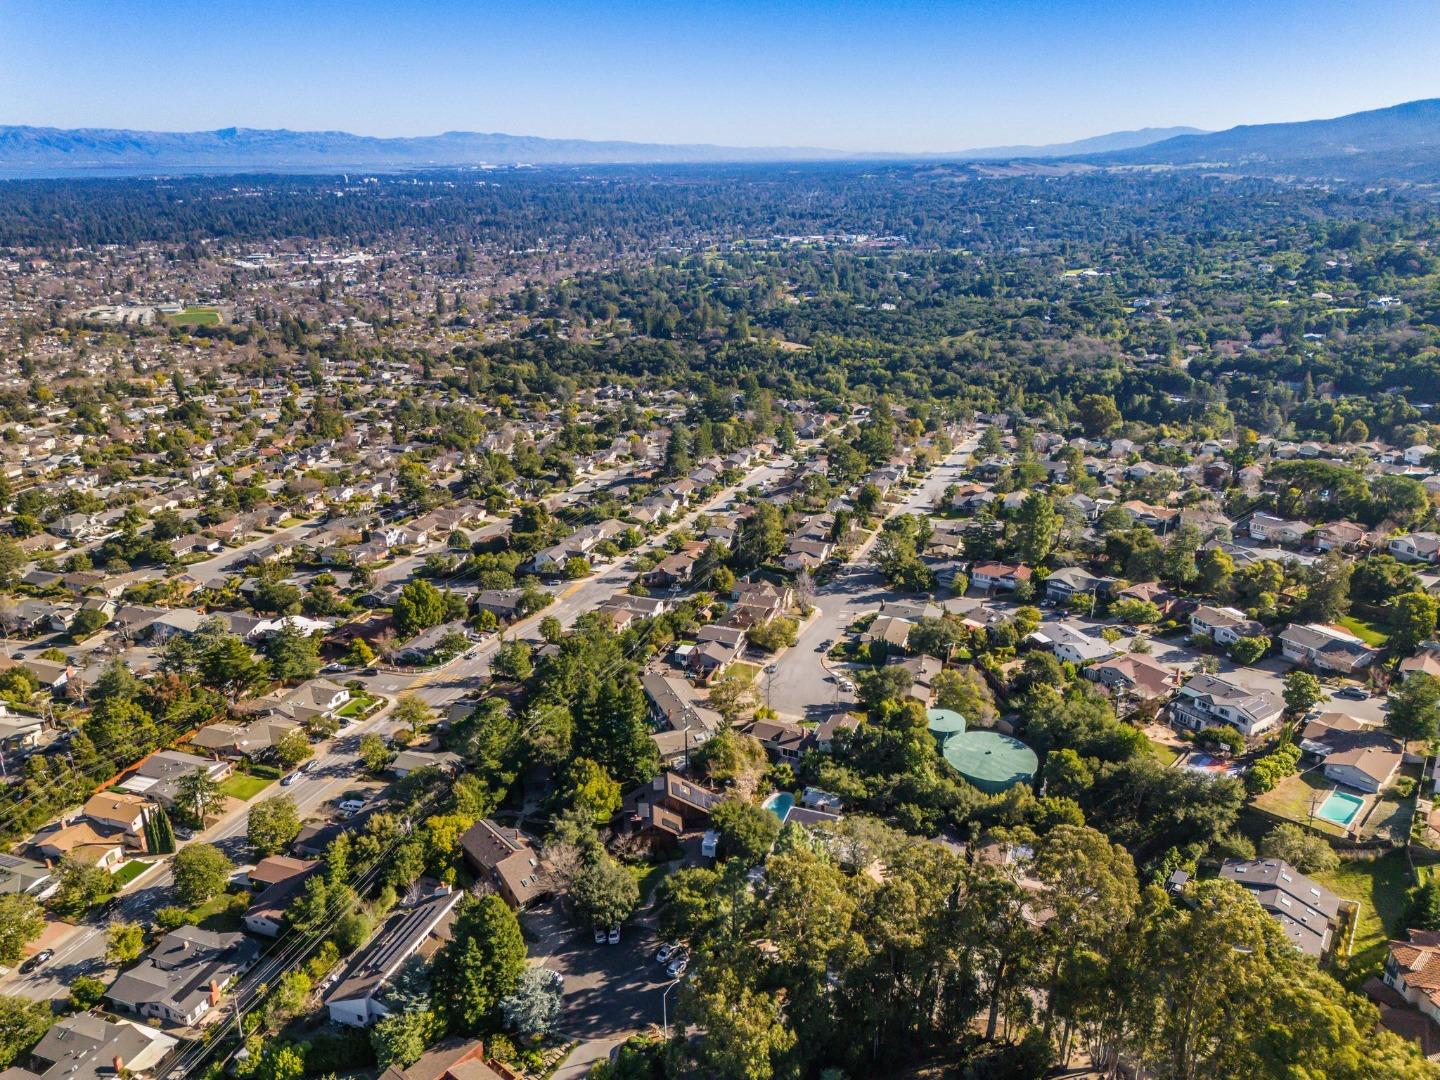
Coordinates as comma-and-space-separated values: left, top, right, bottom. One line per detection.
524, 899, 674, 1079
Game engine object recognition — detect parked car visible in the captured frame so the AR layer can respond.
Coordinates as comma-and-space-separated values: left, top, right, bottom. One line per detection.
281, 770, 301, 786
594, 926, 608, 944
336, 798, 366, 819
667, 956, 688, 978
20, 950, 52, 974
1335, 686, 1368, 701
657, 942, 681, 963
175, 825, 195, 841
607, 926, 621, 945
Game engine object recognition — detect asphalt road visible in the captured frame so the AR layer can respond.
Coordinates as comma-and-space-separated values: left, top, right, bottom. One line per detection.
359, 453, 801, 714
1, 702, 403, 1002
768, 436, 978, 722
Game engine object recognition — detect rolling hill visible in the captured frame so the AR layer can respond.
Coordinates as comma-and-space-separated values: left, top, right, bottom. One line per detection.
1097, 98, 1440, 180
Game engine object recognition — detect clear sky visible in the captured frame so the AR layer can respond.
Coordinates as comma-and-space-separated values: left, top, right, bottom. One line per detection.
3, 0, 1438, 153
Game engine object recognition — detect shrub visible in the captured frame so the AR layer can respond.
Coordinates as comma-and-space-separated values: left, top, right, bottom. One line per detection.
1245, 741, 1302, 794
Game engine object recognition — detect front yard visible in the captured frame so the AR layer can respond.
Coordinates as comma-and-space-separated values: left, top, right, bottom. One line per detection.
219, 773, 273, 801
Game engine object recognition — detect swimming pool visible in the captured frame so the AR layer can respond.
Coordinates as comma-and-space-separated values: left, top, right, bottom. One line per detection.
762, 791, 795, 822
1317, 789, 1364, 827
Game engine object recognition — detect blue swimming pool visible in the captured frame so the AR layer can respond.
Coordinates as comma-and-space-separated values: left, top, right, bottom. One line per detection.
762, 791, 795, 822
1317, 789, 1364, 827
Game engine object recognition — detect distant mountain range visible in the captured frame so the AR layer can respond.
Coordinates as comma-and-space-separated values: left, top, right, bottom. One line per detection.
0, 123, 1200, 176
1, 98, 1438, 180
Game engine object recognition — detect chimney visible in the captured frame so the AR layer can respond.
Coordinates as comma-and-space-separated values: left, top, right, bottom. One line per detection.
209, 980, 221, 1007
113, 1056, 124, 1074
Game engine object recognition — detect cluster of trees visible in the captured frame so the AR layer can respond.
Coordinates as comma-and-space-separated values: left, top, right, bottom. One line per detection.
655, 818, 1428, 1079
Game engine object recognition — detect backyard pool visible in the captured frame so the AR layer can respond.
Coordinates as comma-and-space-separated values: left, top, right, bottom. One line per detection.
762, 791, 795, 822
1317, 789, 1364, 827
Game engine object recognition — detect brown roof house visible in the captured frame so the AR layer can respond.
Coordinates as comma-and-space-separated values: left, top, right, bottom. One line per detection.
379, 1039, 515, 1080
243, 858, 319, 938
460, 820, 550, 910
620, 772, 720, 849
1379, 930, 1440, 1053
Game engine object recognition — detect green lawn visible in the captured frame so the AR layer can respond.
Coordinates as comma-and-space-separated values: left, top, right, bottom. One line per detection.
1251, 770, 1351, 837
1147, 738, 1181, 767
219, 773, 272, 801
165, 306, 220, 326
110, 861, 149, 888
629, 859, 680, 905
1313, 850, 1414, 985
189, 891, 247, 932
338, 693, 378, 718
1338, 616, 1389, 648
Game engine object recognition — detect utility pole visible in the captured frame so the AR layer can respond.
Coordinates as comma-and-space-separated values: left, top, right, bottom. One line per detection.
662, 978, 681, 1038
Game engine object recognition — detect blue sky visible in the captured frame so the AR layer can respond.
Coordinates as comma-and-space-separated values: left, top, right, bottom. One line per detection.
3, 0, 1438, 153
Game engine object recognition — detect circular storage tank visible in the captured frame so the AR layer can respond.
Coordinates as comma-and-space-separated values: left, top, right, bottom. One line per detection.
941, 730, 1038, 794
926, 708, 967, 740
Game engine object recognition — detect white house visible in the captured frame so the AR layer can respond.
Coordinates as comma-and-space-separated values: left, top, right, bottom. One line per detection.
325, 888, 461, 1027
1389, 532, 1440, 564
1190, 605, 1263, 647
1029, 622, 1117, 665
1171, 673, 1284, 738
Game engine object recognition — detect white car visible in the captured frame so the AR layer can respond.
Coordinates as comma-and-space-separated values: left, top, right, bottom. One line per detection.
594, 926, 608, 944
606, 926, 621, 945
667, 956, 688, 978
657, 942, 680, 964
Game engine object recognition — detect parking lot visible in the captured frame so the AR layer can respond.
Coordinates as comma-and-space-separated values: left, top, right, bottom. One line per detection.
523, 899, 676, 1076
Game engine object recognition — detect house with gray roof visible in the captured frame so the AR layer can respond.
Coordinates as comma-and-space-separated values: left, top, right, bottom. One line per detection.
325, 888, 462, 1027
1171, 672, 1284, 738
2, 1014, 177, 1080
105, 926, 259, 1027
1219, 858, 1341, 957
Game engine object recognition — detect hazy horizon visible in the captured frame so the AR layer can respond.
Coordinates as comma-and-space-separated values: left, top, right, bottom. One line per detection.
3, 0, 1439, 154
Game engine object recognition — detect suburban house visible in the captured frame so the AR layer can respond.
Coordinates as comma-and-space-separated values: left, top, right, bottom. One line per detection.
1086, 652, 1181, 702
1383, 930, 1440, 1034
970, 562, 1032, 592
1401, 644, 1440, 681
641, 671, 723, 763
619, 772, 719, 847
325, 888, 463, 1027
105, 927, 260, 1027
390, 750, 463, 778
243, 859, 320, 938
1390, 532, 1440, 563
865, 615, 914, 652
119, 751, 232, 809
1247, 513, 1309, 546
1044, 567, 1112, 605
460, 819, 550, 910
1300, 713, 1404, 794
1279, 623, 1379, 674
81, 792, 151, 847
189, 717, 302, 760
377, 1038, 512, 1080
1189, 605, 1263, 646
1314, 521, 1370, 552
688, 624, 746, 680
1170, 673, 1284, 738
1, 1014, 178, 1080
247, 678, 351, 725
1029, 621, 1116, 665
1219, 858, 1341, 958
32, 820, 128, 869
749, 719, 810, 762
